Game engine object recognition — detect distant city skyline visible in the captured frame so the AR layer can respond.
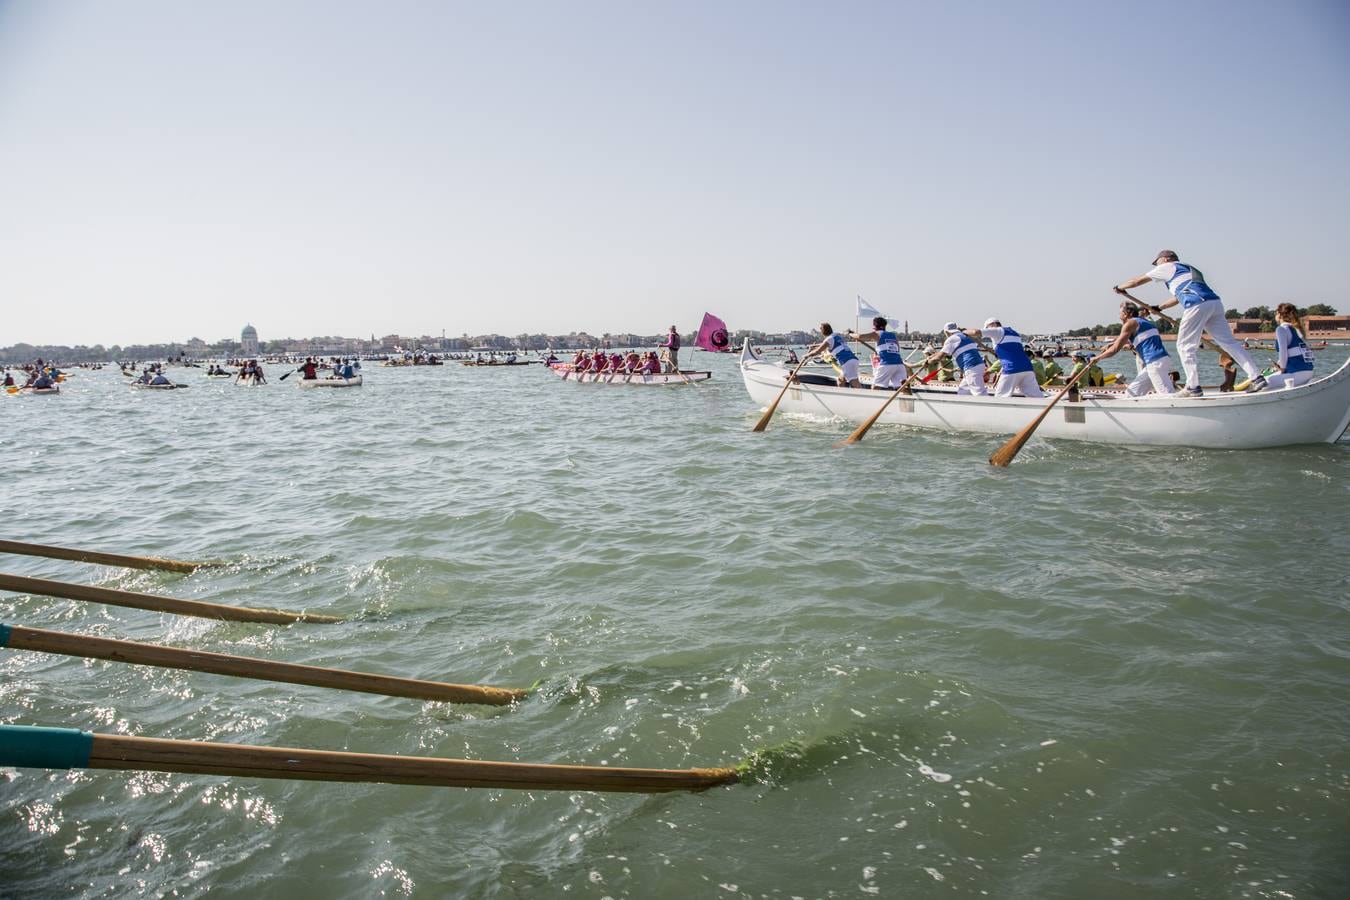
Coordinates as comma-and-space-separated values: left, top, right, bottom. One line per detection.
2, 2, 1347, 346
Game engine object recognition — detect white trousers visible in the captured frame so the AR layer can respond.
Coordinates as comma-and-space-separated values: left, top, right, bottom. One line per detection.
871, 362, 908, 388
1264, 370, 1314, 390
1126, 357, 1177, 397
993, 370, 1044, 398
1177, 300, 1259, 386
957, 364, 989, 396
838, 358, 860, 383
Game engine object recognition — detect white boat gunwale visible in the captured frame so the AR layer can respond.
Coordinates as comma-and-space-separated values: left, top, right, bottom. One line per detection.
738, 340, 1350, 449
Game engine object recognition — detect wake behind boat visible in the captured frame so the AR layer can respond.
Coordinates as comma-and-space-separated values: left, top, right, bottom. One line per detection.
739, 340, 1350, 449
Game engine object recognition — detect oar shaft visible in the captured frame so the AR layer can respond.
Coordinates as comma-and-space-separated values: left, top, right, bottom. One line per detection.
0, 539, 208, 574
0, 624, 518, 704
0, 726, 737, 793
0, 573, 341, 625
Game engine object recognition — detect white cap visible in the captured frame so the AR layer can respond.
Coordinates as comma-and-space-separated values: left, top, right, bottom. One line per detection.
983, 317, 1000, 328
943, 322, 960, 333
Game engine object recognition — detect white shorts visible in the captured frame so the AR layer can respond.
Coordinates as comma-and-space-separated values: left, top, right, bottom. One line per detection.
993, 370, 1044, 398
1264, 370, 1314, 390
872, 362, 908, 389
838, 358, 860, 383
1126, 357, 1176, 397
957, 365, 989, 396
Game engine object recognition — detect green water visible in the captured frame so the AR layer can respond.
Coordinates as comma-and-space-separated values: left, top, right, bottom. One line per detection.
3, 351, 1348, 898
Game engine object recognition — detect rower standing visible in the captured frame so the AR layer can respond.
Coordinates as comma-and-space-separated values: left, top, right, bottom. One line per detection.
804, 323, 861, 389
1114, 250, 1265, 396
849, 316, 907, 390
974, 318, 1043, 398
298, 358, 318, 380
660, 326, 682, 372
1264, 302, 1316, 390
1090, 302, 1176, 397
938, 323, 989, 396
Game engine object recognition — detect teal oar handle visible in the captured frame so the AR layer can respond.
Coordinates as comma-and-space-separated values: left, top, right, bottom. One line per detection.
0, 724, 94, 769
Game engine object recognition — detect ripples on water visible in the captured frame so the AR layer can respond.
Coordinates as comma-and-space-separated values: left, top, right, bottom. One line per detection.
3, 351, 1349, 897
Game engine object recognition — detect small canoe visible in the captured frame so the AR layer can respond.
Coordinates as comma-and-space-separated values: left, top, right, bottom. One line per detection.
131, 382, 189, 390
16, 386, 61, 395
462, 360, 537, 367
550, 365, 712, 385
739, 340, 1350, 449
298, 375, 363, 388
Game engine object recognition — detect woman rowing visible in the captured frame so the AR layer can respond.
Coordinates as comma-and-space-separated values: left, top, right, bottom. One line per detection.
802, 323, 861, 388
1264, 302, 1316, 390
848, 316, 907, 390
1090, 302, 1176, 397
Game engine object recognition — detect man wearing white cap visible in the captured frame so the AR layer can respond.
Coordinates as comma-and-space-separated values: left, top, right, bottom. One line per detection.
938, 322, 989, 396
1114, 250, 1264, 396
969, 318, 1043, 398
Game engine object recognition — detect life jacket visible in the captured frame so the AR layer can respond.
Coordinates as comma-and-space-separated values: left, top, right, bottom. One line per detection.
1130, 318, 1170, 366
989, 327, 1033, 375
1279, 323, 1314, 373
824, 333, 857, 364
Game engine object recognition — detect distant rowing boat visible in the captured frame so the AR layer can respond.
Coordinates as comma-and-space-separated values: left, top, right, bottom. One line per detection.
462, 360, 538, 367
131, 382, 189, 390
550, 365, 712, 385
298, 375, 363, 388
739, 340, 1350, 449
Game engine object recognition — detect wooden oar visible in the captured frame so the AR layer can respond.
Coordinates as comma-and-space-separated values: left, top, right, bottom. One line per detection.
0, 623, 521, 705
834, 355, 940, 447
0, 573, 341, 625
0, 538, 213, 574
988, 363, 1095, 467
751, 354, 815, 432
0, 725, 738, 793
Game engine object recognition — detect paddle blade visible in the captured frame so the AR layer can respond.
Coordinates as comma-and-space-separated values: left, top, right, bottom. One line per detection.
751, 394, 784, 432
988, 429, 1032, 467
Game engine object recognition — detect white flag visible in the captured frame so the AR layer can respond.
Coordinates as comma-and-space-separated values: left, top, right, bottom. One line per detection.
856, 295, 884, 319
856, 296, 900, 331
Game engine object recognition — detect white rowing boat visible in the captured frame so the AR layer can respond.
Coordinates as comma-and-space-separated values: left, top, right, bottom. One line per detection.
298, 375, 363, 388
549, 365, 712, 385
739, 340, 1350, 449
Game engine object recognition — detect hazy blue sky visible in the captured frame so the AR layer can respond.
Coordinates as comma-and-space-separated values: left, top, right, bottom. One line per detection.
1, 0, 1347, 346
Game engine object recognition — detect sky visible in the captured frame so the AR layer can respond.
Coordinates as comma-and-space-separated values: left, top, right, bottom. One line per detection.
1, 0, 1347, 346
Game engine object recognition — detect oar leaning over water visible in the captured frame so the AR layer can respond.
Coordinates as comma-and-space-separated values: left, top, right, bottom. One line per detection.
0, 538, 214, 574
834, 354, 942, 447
752, 354, 814, 432
0, 623, 522, 705
0, 573, 342, 625
0, 725, 739, 793
988, 362, 1095, 468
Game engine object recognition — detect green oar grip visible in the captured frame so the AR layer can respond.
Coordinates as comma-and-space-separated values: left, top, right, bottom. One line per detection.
0, 725, 94, 769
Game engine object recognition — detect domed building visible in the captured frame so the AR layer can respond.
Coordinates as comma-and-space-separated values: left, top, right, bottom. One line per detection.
241, 324, 259, 357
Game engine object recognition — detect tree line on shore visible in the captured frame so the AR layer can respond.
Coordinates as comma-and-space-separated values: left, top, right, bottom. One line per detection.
1066, 303, 1339, 338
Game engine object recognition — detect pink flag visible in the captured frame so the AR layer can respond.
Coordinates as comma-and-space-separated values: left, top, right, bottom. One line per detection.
695, 312, 732, 352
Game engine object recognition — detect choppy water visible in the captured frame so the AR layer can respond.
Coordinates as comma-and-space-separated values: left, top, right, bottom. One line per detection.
3, 349, 1349, 898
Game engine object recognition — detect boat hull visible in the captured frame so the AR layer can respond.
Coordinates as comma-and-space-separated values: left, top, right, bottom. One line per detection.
738, 342, 1350, 449
298, 375, 363, 388
550, 366, 712, 385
